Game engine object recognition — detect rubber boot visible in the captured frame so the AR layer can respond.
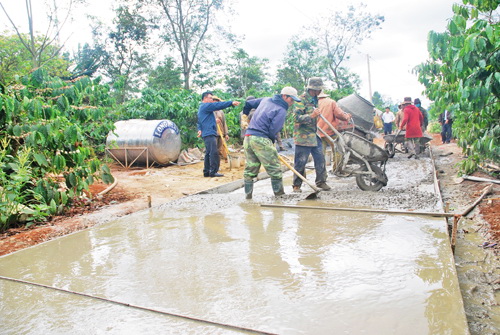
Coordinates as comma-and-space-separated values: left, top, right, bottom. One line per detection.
271, 179, 285, 196
244, 180, 253, 199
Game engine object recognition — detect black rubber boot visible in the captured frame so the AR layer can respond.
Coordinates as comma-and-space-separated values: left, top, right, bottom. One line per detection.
271, 179, 285, 196
244, 180, 253, 199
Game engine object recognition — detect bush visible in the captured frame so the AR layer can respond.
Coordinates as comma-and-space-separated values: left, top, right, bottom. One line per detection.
0, 69, 115, 231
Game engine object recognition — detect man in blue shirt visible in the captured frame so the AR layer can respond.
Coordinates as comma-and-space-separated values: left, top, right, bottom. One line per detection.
197, 91, 240, 177
242, 87, 301, 199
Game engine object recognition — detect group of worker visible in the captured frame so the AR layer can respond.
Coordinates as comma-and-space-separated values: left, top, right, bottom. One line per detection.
381, 97, 453, 159
197, 77, 352, 199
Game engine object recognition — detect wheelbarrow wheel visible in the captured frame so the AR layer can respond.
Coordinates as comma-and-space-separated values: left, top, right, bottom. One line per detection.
384, 142, 395, 158
356, 164, 386, 191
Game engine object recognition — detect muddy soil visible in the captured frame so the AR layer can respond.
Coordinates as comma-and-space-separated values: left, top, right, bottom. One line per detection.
0, 134, 498, 334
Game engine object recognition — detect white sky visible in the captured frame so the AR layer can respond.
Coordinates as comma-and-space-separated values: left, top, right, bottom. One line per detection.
1, 0, 457, 108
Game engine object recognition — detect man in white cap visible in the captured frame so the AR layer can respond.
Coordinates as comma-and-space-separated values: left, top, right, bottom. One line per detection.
242, 87, 301, 199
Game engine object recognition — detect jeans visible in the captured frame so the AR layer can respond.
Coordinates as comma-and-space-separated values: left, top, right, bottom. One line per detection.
203, 135, 219, 176
293, 136, 327, 188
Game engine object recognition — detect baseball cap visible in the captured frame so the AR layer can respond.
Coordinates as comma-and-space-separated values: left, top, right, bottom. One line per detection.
280, 87, 301, 102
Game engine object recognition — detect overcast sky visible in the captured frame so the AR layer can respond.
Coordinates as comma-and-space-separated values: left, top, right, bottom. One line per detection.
1, 0, 457, 107
229, 0, 457, 107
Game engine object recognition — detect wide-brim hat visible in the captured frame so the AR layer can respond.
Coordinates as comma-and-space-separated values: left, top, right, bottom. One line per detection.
307, 77, 324, 90
402, 97, 412, 105
212, 95, 223, 101
317, 92, 329, 98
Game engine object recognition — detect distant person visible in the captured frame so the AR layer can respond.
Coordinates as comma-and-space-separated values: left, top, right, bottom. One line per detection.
240, 95, 256, 139
197, 91, 240, 177
212, 95, 229, 164
414, 98, 429, 133
293, 77, 331, 192
316, 91, 351, 158
394, 102, 405, 129
242, 87, 301, 199
381, 107, 395, 135
399, 97, 423, 159
438, 109, 453, 144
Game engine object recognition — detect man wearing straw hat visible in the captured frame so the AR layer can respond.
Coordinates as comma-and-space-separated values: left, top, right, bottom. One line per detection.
317, 91, 351, 165
399, 97, 423, 159
292, 77, 331, 192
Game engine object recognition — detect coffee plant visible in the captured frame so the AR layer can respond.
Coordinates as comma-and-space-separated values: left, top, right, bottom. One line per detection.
0, 68, 116, 231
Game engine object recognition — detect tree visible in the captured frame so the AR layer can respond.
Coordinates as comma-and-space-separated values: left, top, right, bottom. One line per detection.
311, 3, 384, 89
151, 0, 226, 90
372, 91, 395, 111
67, 43, 106, 79
146, 57, 183, 90
97, 5, 154, 103
0, 0, 75, 68
416, 0, 499, 172
0, 33, 71, 85
276, 37, 325, 91
224, 48, 269, 98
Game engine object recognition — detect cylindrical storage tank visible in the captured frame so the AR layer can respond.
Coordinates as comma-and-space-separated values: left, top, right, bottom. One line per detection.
106, 119, 181, 166
337, 93, 375, 131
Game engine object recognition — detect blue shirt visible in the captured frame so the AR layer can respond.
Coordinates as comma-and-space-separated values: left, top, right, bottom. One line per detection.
197, 101, 234, 137
245, 95, 289, 142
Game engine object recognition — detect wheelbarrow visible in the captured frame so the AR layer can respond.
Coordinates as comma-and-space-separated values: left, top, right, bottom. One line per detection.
383, 130, 407, 158
319, 115, 389, 191
384, 130, 433, 158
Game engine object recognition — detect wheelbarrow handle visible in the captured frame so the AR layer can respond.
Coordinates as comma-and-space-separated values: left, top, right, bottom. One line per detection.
318, 114, 347, 147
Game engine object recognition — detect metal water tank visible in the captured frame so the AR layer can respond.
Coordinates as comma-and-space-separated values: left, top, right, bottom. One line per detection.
337, 93, 375, 131
106, 119, 181, 166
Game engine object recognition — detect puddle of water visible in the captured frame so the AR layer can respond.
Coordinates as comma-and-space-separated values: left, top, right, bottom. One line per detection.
0, 195, 468, 334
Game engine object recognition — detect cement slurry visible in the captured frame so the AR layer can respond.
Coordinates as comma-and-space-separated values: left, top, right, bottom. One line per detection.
0, 155, 469, 334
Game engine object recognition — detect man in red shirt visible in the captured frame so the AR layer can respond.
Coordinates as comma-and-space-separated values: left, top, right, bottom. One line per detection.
400, 97, 423, 159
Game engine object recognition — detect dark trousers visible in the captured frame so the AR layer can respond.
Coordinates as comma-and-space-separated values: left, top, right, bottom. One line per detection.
383, 123, 393, 135
441, 123, 452, 143
203, 135, 219, 176
293, 137, 327, 188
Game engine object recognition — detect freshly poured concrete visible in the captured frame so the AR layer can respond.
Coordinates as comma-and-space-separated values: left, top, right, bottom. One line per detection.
0, 157, 469, 334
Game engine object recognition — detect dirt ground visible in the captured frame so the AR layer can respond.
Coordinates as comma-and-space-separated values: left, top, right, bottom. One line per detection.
0, 134, 499, 332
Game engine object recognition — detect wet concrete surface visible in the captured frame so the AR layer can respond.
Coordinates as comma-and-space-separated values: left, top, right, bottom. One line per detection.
0, 153, 470, 334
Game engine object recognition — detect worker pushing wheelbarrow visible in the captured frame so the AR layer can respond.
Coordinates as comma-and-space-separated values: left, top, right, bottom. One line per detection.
384, 130, 433, 158
318, 115, 389, 191
383, 130, 407, 158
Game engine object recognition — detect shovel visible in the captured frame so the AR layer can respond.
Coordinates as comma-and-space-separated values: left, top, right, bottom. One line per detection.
217, 123, 231, 170
278, 154, 321, 200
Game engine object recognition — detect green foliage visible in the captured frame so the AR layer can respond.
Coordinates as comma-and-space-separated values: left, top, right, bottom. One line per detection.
427, 121, 442, 134
311, 4, 384, 90
416, 0, 499, 173
276, 38, 326, 91
123, 88, 203, 148
68, 43, 107, 79
96, 5, 154, 103
0, 32, 71, 85
147, 58, 183, 90
224, 49, 270, 98
154, 0, 226, 90
0, 68, 116, 231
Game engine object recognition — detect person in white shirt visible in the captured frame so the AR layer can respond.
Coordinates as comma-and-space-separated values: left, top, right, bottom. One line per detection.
381, 107, 395, 135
